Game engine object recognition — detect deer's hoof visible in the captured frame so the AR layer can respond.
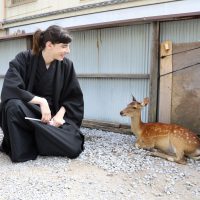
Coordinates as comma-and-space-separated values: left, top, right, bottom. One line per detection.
176, 159, 187, 165
135, 143, 140, 148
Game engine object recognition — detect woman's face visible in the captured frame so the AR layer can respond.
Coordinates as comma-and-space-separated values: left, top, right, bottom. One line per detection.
50, 43, 70, 61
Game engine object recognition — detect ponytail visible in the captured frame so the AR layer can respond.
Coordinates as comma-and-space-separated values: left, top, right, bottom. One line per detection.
32, 29, 43, 55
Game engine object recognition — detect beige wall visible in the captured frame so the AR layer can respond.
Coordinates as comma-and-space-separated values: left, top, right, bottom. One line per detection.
5, 0, 175, 21
0, 0, 5, 22
0, 0, 6, 35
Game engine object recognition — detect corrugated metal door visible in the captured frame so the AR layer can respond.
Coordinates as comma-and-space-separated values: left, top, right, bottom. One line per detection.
160, 18, 200, 43
69, 24, 152, 124
0, 38, 27, 92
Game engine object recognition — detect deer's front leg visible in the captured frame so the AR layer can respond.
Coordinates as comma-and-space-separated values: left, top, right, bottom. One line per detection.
135, 137, 154, 150
134, 138, 139, 148
150, 151, 187, 164
135, 138, 143, 148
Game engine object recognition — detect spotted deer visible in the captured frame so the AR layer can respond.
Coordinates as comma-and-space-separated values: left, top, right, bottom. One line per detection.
120, 96, 200, 164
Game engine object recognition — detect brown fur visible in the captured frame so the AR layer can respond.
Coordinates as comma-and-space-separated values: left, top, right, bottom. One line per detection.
120, 97, 200, 164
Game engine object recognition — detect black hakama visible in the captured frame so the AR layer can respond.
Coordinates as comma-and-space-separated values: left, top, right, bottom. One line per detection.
0, 50, 84, 162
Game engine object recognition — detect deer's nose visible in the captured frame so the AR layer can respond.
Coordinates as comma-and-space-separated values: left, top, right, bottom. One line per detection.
120, 111, 124, 116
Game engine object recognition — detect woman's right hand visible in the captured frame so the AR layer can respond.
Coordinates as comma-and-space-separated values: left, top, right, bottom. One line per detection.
39, 98, 51, 123
29, 96, 51, 123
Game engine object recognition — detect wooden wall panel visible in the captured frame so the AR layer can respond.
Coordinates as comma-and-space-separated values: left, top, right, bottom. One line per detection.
171, 42, 200, 134
158, 40, 172, 123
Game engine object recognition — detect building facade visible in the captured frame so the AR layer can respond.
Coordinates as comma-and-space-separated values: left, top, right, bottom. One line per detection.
0, 0, 200, 133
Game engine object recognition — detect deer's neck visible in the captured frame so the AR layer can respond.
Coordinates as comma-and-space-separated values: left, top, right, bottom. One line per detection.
130, 111, 143, 137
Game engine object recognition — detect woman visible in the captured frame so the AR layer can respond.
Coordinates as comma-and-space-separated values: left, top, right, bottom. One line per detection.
0, 25, 84, 162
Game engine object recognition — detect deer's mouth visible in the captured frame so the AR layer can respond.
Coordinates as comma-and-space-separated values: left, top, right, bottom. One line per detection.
120, 111, 125, 116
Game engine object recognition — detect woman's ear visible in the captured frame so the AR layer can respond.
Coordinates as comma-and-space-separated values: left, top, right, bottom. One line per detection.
45, 41, 53, 49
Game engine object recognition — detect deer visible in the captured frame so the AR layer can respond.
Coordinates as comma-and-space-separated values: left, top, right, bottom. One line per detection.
120, 96, 200, 164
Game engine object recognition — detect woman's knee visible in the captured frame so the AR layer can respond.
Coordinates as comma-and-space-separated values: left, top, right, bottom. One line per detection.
68, 147, 83, 159
67, 137, 84, 159
5, 99, 24, 116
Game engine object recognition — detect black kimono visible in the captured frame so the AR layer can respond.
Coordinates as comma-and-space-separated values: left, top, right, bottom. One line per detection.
0, 50, 84, 162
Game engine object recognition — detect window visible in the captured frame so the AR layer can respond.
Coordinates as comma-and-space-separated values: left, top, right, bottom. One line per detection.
10, 0, 37, 6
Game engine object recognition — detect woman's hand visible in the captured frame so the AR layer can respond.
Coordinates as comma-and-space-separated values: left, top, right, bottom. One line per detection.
39, 98, 51, 123
49, 116, 65, 127
29, 96, 51, 123
49, 106, 66, 127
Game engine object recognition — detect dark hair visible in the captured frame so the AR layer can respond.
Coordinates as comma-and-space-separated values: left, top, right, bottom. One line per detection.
32, 25, 72, 55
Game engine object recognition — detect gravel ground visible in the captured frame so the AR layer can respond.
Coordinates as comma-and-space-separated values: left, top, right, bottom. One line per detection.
0, 127, 200, 200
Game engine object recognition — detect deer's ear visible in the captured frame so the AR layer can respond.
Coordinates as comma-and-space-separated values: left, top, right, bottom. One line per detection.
132, 95, 136, 102
141, 97, 149, 106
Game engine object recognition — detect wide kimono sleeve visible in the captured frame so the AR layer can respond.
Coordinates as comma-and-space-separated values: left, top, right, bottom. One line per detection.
61, 59, 84, 127
1, 51, 34, 104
